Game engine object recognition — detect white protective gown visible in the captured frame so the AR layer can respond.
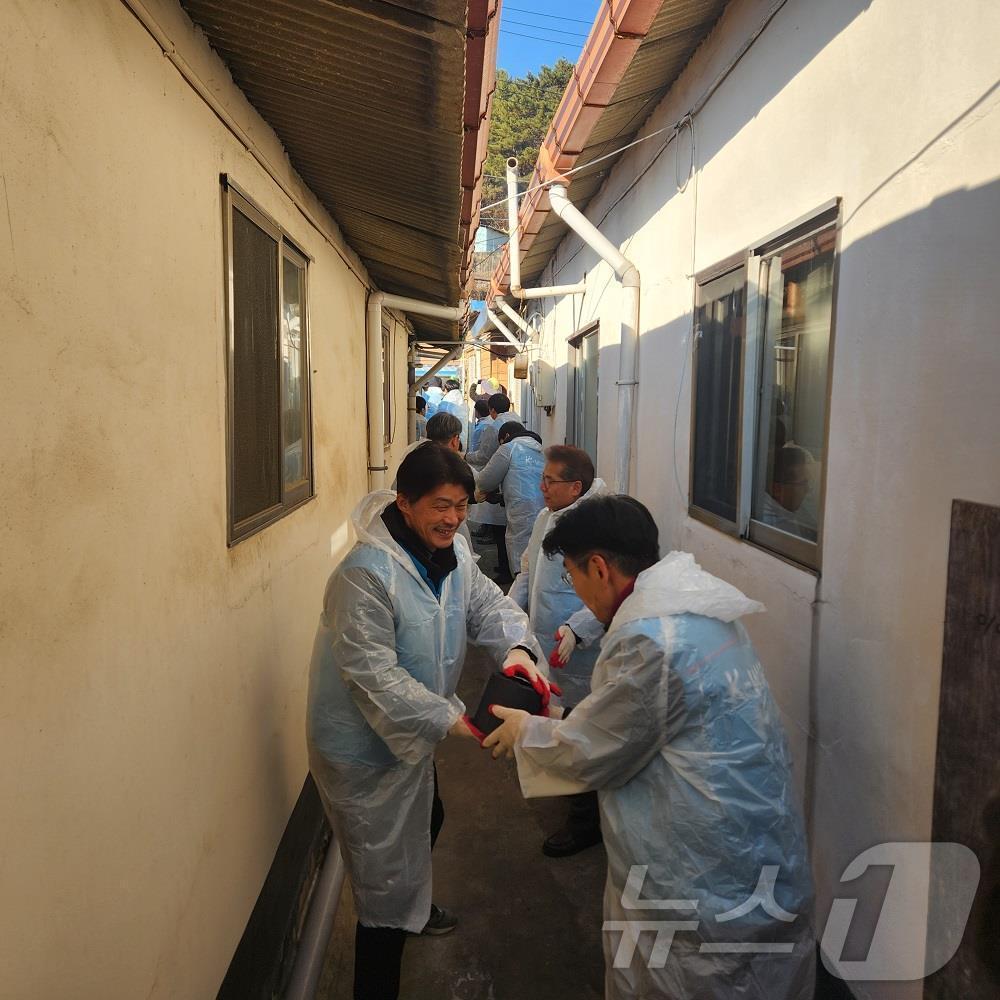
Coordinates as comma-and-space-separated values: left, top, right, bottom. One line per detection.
437, 388, 469, 448
513, 553, 815, 999
475, 436, 546, 572
508, 478, 608, 706
307, 491, 542, 932
465, 409, 519, 527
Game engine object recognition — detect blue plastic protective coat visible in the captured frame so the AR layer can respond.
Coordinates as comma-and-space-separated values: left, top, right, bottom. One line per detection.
422, 385, 443, 419
307, 491, 542, 932
466, 410, 520, 527
475, 436, 546, 571
509, 478, 608, 706
513, 553, 815, 999
436, 389, 468, 447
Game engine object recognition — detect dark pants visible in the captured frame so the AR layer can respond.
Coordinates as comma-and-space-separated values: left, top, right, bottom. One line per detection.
567, 789, 601, 836
353, 767, 444, 1000
491, 524, 512, 578
563, 705, 600, 836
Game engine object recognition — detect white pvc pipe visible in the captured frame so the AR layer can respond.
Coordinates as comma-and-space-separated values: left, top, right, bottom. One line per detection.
485, 308, 523, 350
284, 844, 346, 1000
506, 157, 586, 300
517, 282, 587, 298
506, 158, 522, 293
495, 299, 532, 338
547, 183, 640, 493
367, 292, 465, 488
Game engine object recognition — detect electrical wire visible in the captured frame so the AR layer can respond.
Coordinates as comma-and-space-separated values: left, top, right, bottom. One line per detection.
504, 17, 590, 39
489, 0, 793, 221
503, 5, 595, 24
479, 124, 676, 213
500, 29, 584, 48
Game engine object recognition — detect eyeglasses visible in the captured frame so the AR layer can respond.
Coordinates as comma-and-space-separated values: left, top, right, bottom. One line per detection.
541, 475, 578, 488
560, 570, 573, 586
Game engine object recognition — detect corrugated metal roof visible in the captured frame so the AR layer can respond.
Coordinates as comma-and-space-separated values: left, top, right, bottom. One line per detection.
180, 0, 494, 340
492, 0, 728, 295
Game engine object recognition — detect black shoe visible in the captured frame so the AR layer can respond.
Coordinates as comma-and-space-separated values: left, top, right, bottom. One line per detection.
542, 826, 603, 858
420, 903, 458, 936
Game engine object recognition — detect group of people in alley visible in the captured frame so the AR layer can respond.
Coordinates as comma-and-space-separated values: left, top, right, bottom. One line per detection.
307, 382, 816, 1000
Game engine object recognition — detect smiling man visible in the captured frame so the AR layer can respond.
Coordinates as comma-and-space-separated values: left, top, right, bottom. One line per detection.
307, 445, 546, 1000
485, 495, 815, 1000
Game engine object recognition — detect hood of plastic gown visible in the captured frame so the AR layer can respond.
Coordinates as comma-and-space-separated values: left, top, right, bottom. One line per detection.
610, 551, 765, 634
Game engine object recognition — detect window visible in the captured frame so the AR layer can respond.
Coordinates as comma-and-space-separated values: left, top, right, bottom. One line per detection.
689, 205, 838, 570
691, 260, 746, 527
224, 179, 313, 544
568, 324, 599, 460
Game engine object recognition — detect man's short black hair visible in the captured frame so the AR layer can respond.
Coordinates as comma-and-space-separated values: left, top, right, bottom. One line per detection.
445, 378, 460, 392
473, 398, 490, 418
425, 412, 462, 443
415, 395, 426, 414
488, 392, 511, 414
542, 495, 659, 578
497, 422, 541, 446
396, 442, 474, 501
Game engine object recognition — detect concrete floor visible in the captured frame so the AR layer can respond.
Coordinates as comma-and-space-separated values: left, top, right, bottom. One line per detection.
316, 535, 607, 1000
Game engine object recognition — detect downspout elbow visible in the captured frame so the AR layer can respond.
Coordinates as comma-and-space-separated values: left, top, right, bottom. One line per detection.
622, 263, 640, 289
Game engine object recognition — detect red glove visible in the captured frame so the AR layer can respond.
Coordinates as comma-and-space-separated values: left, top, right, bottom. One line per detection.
460, 714, 487, 745
501, 662, 562, 712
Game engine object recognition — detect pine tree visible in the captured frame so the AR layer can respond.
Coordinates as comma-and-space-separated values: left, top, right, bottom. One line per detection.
481, 58, 574, 232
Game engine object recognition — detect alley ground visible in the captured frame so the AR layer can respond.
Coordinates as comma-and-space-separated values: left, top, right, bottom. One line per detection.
316, 534, 607, 1000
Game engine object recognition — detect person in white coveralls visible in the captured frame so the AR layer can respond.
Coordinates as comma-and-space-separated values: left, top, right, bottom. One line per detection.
485, 494, 815, 1000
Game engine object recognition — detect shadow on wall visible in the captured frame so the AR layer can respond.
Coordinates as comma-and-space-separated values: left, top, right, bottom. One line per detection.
544, 0, 877, 290
690, 0, 875, 170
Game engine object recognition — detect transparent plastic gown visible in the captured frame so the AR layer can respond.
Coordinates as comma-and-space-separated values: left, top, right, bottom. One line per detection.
513, 552, 816, 999
509, 478, 608, 707
475, 436, 546, 571
307, 491, 542, 932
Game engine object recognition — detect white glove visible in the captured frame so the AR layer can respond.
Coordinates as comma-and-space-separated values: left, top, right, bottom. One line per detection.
549, 625, 578, 668
501, 647, 558, 709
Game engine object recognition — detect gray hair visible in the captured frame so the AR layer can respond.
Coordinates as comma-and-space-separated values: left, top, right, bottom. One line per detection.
425, 411, 462, 442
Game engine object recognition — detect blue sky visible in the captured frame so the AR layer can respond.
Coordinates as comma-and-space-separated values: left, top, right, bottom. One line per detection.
497, 0, 602, 77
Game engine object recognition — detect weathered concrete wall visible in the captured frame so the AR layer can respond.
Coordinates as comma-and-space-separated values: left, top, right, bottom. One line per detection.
0, 1, 375, 996
527, 1, 1000, 995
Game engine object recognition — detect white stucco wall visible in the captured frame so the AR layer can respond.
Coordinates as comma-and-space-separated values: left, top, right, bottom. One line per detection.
525, 1, 1000, 995
0, 1, 377, 996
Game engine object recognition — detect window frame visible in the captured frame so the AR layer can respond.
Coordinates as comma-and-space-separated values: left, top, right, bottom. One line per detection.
687, 201, 840, 572
222, 177, 315, 546
688, 251, 748, 536
566, 321, 600, 457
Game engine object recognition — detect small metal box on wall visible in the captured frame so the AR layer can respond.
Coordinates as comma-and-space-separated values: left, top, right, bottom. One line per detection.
529, 359, 556, 406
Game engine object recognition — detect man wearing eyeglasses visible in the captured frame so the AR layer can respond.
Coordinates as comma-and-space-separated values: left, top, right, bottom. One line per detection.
509, 445, 608, 857
485, 495, 815, 1000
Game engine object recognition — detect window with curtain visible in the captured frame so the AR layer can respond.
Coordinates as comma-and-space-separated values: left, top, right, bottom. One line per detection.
225, 180, 313, 544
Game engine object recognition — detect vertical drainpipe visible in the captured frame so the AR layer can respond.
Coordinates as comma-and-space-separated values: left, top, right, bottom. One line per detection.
547, 183, 640, 494
367, 293, 465, 490
366, 292, 389, 490
505, 158, 587, 299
